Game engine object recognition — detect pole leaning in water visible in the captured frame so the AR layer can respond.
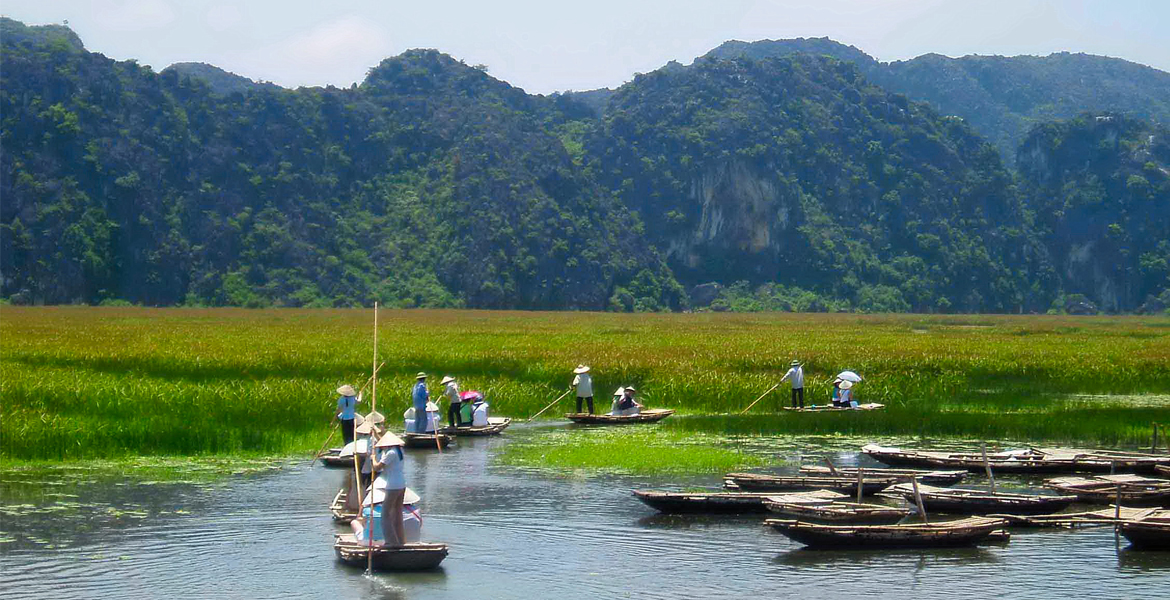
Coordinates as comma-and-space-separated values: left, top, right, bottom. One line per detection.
368, 302, 378, 574
529, 388, 573, 421
739, 383, 780, 415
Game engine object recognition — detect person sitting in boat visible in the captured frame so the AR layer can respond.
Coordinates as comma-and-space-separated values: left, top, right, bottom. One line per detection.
412, 372, 429, 433
615, 386, 642, 416
423, 401, 442, 433
471, 394, 490, 427
572, 365, 594, 415
441, 376, 463, 428
336, 384, 360, 444
610, 387, 624, 415
343, 419, 379, 511
838, 380, 856, 408
403, 406, 417, 432
371, 431, 408, 547
352, 487, 422, 544
830, 378, 844, 408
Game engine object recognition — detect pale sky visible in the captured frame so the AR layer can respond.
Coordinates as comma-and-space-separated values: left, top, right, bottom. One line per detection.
2, 1, 1167, 94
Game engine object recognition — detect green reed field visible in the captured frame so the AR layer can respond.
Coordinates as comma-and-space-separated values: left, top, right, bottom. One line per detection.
2, 307, 1169, 464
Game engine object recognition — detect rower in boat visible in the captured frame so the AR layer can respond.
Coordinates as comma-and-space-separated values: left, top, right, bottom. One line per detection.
572, 365, 594, 415
780, 360, 805, 409
612, 386, 643, 416
411, 372, 429, 433
441, 376, 464, 428
336, 384, 360, 444
370, 430, 408, 547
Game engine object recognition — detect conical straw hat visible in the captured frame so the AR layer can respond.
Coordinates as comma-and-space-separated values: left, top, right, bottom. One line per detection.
337, 384, 356, 396
574, 365, 590, 374
375, 432, 405, 447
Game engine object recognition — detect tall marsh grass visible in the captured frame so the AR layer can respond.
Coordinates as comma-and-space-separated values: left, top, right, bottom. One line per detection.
2, 307, 1168, 461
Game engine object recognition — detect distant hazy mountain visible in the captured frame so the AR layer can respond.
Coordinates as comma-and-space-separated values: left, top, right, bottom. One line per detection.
162, 62, 281, 95
704, 38, 1170, 165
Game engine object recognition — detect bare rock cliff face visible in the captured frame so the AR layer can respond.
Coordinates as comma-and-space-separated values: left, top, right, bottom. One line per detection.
665, 160, 800, 281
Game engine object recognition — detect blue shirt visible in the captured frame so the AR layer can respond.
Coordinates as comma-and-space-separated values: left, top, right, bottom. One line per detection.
412, 382, 428, 409
337, 395, 357, 420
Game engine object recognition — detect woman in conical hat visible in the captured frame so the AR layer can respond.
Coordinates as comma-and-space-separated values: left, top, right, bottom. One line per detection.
336, 384, 360, 444
572, 365, 594, 414
371, 431, 408, 547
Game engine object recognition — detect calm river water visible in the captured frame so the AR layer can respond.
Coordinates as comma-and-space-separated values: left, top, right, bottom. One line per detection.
2, 423, 1167, 599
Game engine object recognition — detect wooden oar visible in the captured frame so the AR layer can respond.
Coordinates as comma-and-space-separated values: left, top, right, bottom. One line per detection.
529, 388, 573, 421
308, 421, 339, 468
981, 442, 997, 494
739, 383, 780, 415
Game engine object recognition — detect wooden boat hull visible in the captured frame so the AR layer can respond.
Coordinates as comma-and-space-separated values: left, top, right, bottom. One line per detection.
766, 500, 911, 525
993, 507, 1165, 528
437, 417, 511, 437
799, 466, 966, 487
334, 536, 448, 571
863, 444, 1170, 474
886, 483, 1077, 515
1156, 464, 1170, 477
766, 517, 1007, 549
319, 449, 351, 469
565, 409, 674, 424
402, 433, 453, 449
330, 489, 357, 523
633, 489, 844, 514
725, 473, 896, 496
1119, 520, 1170, 549
783, 403, 885, 413
1044, 487, 1170, 507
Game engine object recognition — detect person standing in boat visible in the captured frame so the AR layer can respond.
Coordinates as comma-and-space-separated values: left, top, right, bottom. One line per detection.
441, 376, 463, 428
371, 431, 408, 547
336, 384, 360, 444
412, 373, 429, 433
616, 386, 643, 416
780, 360, 805, 409
572, 365, 594, 414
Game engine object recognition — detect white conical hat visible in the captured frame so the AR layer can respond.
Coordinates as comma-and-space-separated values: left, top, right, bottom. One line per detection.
613, 387, 625, 396
839, 380, 854, 390
440, 376, 456, 385
375, 432, 405, 447
363, 487, 421, 506
337, 384, 356, 396
574, 365, 590, 374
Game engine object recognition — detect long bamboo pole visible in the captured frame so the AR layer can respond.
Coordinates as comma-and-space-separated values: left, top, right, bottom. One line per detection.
910, 476, 929, 524
368, 302, 378, 574
529, 388, 573, 421
856, 468, 864, 504
739, 383, 780, 415
981, 442, 997, 495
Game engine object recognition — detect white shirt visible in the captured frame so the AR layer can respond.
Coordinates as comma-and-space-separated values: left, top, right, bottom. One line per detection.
781, 366, 804, 389
445, 381, 461, 404
573, 373, 593, 397
472, 402, 490, 427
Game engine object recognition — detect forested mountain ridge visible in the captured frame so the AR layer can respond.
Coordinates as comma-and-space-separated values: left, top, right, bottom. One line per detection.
705, 38, 1170, 166
2, 19, 1167, 313
0, 19, 680, 309
161, 63, 280, 95
584, 53, 1051, 313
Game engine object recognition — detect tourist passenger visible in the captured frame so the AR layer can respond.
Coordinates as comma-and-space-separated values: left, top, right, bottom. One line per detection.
616, 386, 642, 416
441, 376, 463, 428
572, 365, 594, 414
610, 387, 624, 415
471, 394, 490, 427
412, 373, 429, 433
830, 378, 844, 407
343, 418, 378, 512
838, 380, 855, 408
353, 487, 422, 544
424, 401, 442, 433
780, 360, 805, 409
336, 384, 360, 444
371, 431, 407, 547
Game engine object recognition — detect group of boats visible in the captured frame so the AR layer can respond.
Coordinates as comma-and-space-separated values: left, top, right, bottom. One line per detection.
317, 400, 681, 571
635, 443, 1170, 550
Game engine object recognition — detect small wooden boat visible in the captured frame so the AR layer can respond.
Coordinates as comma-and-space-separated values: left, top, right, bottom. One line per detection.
766, 516, 1008, 549
331, 489, 357, 523
438, 417, 511, 436
633, 489, 845, 514
402, 432, 453, 449
992, 506, 1164, 528
1156, 464, 1170, 477
334, 534, 449, 570
1044, 474, 1170, 507
318, 448, 351, 468
565, 409, 674, 424
783, 403, 885, 412
1119, 516, 1170, 550
799, 466, 967, 487
884, 483, 1077, 515
724, 472, 897, 496
765, 499, 911, 525
863, 444, 1170, 474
